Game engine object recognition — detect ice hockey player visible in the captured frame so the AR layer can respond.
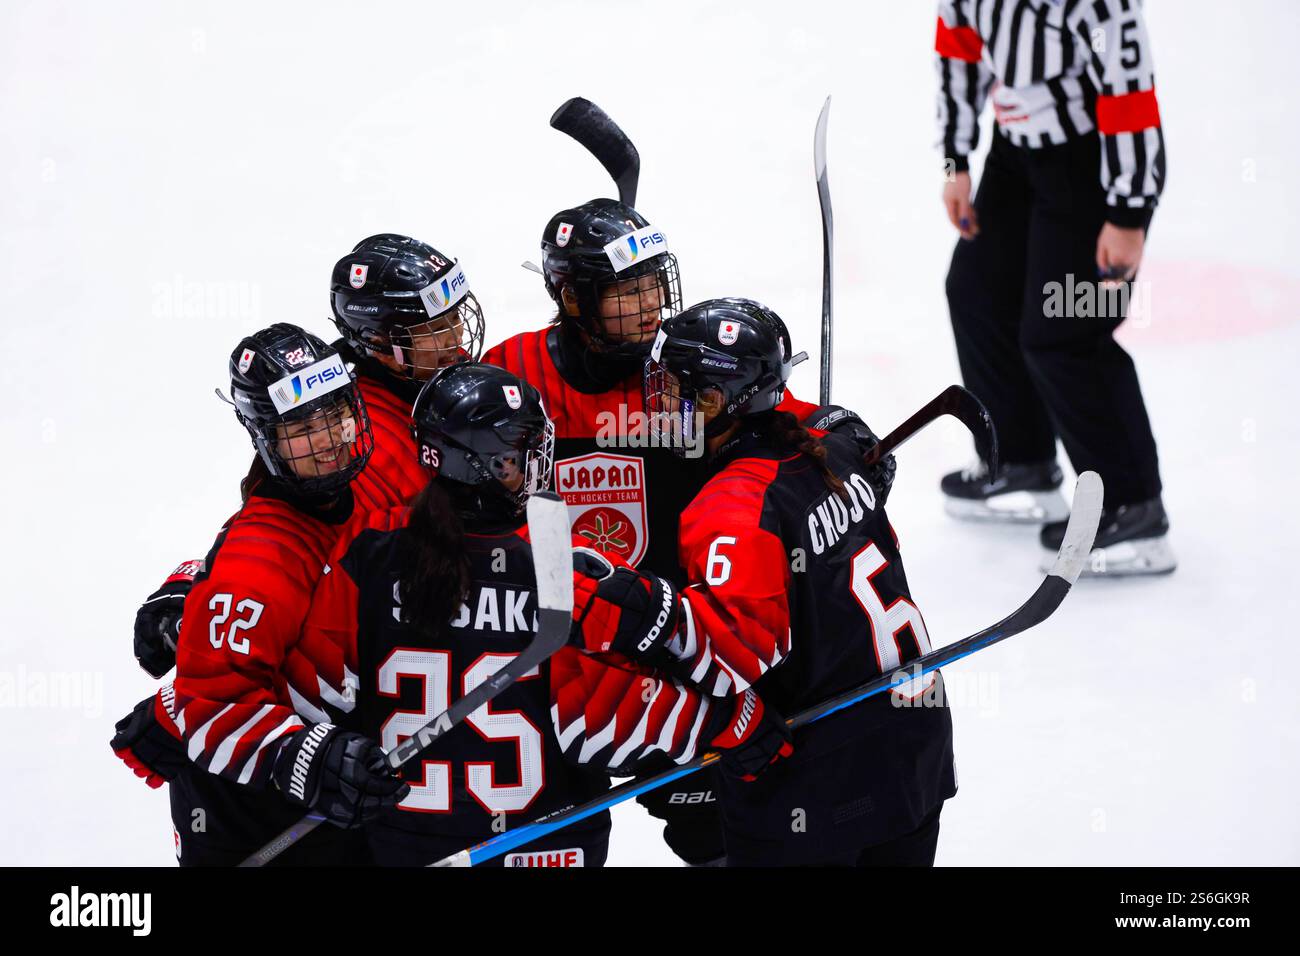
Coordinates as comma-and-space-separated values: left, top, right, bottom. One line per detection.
112, 325, 407, 864
131, 233, 482, 680
484, 199, 894, 865
565, 298, 956, 866
300, 363, 613, 866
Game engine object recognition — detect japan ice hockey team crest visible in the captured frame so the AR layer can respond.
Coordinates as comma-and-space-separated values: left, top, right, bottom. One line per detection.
554, 452, 648, 567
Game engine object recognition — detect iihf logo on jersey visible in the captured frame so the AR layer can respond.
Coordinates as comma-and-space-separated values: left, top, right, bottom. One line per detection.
349, 263, 368, 289
718, 321, 739, 346
556, 222, 573, 247
503, 384, 522, 409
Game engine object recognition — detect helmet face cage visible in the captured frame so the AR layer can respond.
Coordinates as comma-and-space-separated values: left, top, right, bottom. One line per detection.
572, 253, 682, 354
387, 292, 486, 379
643, 359, 701, 458
487, 415, 555, 504
426, 413, 555, 514
249, 387, 375, 495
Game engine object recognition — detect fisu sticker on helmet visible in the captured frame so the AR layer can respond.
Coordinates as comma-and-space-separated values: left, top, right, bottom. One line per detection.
268, 355, 352, 414
349, 264, 369, 289
418, 262, 470, 317
603, 225, 669, 273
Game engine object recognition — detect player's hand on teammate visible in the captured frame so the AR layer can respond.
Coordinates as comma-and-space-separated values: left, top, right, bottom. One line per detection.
707, 689, 793, 782
133, 560, 203, 678
571, 548, 682, 670
1096, 222, 1144, 284
273, 726, 410, 829
942, 171, 979, 240
110, 693, 188, 789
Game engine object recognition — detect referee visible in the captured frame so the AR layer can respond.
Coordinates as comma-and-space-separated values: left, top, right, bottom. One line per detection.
934, 0, 1174, 575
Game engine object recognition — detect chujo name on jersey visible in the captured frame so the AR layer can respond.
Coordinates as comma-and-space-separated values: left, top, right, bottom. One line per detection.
807, 472, 879, 555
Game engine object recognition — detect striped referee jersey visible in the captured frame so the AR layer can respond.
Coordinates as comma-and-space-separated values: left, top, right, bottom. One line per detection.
935, 0, 1165, 226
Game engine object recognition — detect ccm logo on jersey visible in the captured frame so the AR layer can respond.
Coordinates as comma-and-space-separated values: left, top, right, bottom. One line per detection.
504, 849, 585, 867
269, 357, 351, 414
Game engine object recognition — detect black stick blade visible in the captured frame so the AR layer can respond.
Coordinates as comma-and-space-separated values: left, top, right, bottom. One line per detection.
550, 97, 641, 207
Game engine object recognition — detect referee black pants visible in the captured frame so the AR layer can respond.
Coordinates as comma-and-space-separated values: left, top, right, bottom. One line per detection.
945, 130, 1162, 508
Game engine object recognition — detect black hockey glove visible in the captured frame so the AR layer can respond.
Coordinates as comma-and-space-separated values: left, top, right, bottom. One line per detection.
806, 405, 896, 506
134, 559, 203, 678
273, 725, 409, 829
110, 692, 188, 789
571, 548, 683, 673
705, 689, 793, 782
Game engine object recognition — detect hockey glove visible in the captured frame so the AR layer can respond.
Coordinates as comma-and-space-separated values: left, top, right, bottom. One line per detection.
572, 548, 682, 671
134, 559, 203, 678
806, 405, 897, 506
110, 692, 188, 789
706, 689, 793, 782
273, 725, 409, 829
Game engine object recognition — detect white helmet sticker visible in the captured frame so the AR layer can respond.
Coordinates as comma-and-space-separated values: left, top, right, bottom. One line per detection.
268, 355, 352, 414
349, 263, 369, 289
556, 222, 573, 247
603, 225, 669, 273
503, 384, 522, 409
718, 321, 739, 346
237, 348, 255, 374
418, 262, 470, 317
649, 327, 668, 362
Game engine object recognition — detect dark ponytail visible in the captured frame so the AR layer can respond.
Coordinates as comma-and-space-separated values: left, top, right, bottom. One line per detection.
240, 455, 271, 503
761, 410, 846, 499
399, 480, 473, 639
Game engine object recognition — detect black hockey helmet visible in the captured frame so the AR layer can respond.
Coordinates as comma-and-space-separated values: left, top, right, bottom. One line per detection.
645, 298, 807, 452
411, 362, 554, 518
330, 233, 485, 378
227, 323, 374, 495
540, 198, 681, 357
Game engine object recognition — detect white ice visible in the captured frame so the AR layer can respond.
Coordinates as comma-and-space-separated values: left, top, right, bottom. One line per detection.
1, 0, 1295, 866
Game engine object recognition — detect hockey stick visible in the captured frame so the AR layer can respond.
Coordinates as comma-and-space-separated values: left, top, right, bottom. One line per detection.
238, 491, 576, 867
814, 96, 833, 406
550, 97, 640, 207
857, 383, 999, 476
431, 471, 1103, 867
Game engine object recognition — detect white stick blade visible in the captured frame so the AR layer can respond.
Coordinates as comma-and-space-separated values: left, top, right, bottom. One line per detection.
813, 95, 831, 176
527, 491, 574, 613
1049, 471, 1104, 584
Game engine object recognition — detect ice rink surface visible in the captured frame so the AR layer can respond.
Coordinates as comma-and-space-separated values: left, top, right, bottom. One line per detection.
1, 1, 1296, 865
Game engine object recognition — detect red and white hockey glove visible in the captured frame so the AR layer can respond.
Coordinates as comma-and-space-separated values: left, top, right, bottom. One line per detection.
706, 689, 793, 782
571, 548, 682, 671
110, 691, 187, 789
